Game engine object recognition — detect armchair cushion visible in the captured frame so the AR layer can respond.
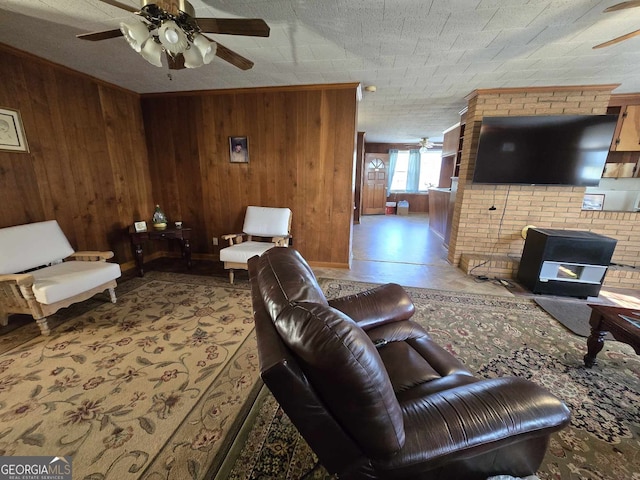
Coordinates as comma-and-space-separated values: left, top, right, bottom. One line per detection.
0, 220, 74, 274
242, 206, 292, 237
31, 260, 122, 304
219, 241, 277, 265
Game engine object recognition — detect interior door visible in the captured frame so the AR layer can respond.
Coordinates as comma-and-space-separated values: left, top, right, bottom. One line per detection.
362, 154, 388, 215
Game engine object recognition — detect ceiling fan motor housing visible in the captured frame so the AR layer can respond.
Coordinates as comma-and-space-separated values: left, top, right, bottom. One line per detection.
142, 0, 195, 18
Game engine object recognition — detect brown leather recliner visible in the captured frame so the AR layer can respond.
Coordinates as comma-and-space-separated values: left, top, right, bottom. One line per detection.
248, 247, 570, 480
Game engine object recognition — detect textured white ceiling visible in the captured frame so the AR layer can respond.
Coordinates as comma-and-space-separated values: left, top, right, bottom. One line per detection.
1, 0, 640, 143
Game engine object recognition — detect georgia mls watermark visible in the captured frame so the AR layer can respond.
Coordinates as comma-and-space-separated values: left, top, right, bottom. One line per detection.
0, 456, 72, 480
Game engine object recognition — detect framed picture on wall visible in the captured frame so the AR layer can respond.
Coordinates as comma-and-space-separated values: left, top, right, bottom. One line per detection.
582, 193, 605, 211
0, 107, 29, 153
229, 136, 249, 163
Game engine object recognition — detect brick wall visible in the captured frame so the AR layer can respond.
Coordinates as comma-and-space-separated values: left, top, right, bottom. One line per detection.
448, 85, 640, 288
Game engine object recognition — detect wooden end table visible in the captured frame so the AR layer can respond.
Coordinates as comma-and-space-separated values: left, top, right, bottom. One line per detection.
584, 304, 640, 368
129, 226, 192, 277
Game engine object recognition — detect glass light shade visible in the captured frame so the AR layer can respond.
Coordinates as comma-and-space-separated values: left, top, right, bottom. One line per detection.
120, 20, 150, 52
193, 34, 217, 64
140, 38, 163, 67
158, 20, 188, 54
183, 46, 204, 68
419, 146, 428, 154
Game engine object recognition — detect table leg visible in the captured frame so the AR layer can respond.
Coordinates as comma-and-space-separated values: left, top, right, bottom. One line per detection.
584, 311, 606, 368
133, 242, 144, 277
183, 239, 192, 268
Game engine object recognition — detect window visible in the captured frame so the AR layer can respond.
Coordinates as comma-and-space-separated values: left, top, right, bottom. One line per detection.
390, 150, 442, 192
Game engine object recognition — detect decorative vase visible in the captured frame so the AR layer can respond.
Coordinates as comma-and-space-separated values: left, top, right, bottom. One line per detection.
152, 205, 167, 230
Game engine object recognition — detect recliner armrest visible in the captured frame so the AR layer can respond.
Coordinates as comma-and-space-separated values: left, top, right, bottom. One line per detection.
328, 283, 415, 331
375, 376, 571, 474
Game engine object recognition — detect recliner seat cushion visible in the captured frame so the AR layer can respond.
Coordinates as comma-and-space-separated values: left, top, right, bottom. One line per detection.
31, 261, 121, 304
367, 320, 478, 400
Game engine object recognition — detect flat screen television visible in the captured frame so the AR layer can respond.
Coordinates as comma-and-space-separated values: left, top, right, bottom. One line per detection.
472, 114, 618, 186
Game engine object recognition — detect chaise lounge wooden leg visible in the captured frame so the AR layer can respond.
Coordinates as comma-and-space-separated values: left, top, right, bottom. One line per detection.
0, 313, 8, 327
109, 287, 117, 304
36, 317, 51, 336
229, 269, 235, 284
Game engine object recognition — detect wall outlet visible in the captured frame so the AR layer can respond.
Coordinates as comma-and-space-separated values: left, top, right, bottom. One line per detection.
212, 237, 218, 246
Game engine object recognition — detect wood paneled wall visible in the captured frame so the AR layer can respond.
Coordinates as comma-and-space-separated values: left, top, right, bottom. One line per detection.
141, 84, 359, 267
0, 46, 153, 264
0, 45, 358, 269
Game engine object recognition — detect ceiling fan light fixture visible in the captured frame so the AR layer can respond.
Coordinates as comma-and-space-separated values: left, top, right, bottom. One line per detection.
193, 34, 217, 64
419, 146, 428, 154
120, 19, 150, 52
183, 45, 204, 68
140, 38, 163, 67
158, 20, 188, 54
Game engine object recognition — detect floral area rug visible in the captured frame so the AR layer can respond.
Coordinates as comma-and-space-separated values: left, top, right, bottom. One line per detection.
226, 279, 640, 480
0, 271, 261, 480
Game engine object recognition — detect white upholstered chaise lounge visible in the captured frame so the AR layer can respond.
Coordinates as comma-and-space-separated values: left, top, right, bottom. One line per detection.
0, 220, 122, 335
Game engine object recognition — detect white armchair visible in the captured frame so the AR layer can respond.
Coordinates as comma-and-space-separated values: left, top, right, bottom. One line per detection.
219, 206, 292, 283
0, 220, 122, 335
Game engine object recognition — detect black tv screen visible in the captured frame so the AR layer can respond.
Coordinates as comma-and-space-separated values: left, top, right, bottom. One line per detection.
472, 114, 618, 186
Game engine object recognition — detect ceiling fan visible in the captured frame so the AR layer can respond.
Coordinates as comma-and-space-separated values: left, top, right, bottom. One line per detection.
78, 0, 270, 70
593, 1, 640, 49
418, 137, 442, 152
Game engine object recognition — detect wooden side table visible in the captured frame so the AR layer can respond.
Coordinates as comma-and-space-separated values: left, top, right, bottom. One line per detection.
129, 226, 192, 277
584, 304, 640, 368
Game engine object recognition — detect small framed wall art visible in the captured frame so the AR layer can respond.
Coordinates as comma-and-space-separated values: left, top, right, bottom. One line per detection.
0, 107, 29, 153
229, 136, 249, 163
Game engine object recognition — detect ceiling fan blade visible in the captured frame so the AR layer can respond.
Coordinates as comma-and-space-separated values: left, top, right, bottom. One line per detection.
593, 28, 640, 48
196, 18, 270, 37
604, 1, 640, 12
95, 0, 139, 13
213, 42, 254, 70
77, 28, 124, 41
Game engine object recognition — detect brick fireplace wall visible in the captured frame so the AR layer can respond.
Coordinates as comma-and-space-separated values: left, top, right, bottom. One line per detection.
448, 85, 640, 288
